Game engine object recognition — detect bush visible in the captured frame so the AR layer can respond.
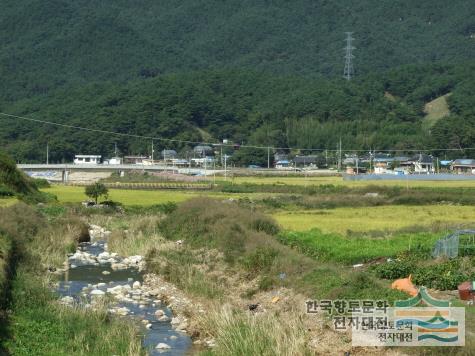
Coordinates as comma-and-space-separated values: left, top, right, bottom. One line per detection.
249, 217, 280, 235
30, 178, 50, 189
159, 198, 280, 261
412, 259, 472, 290
375, 258, 475, 290
258, 275, 277, 291
37, 205, 66, 218
0, 185, 14, 197
374, 260, 416, 279
241, 247, 279, 273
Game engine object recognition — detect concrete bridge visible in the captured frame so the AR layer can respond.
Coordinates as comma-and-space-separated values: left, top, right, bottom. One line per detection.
17, 164, 219, 182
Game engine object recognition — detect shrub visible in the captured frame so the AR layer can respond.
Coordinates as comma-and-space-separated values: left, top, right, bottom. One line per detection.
38, 205, 66, 219
241, 247, 279, 273
258, 275, 277, 291
0, 185, 14, 197
376, 258, 475, 290
31, 178, 50, 189
374, 260, 416, 279
249, 218, 280, 235
412, 259, 472, 290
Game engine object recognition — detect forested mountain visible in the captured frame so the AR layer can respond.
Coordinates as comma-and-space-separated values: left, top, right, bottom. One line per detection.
1, 0, 474, 101
2, 62, 475, 162
0, 1, 474, 162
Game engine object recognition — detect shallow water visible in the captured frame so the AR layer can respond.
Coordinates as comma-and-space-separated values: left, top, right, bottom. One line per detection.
57, 241, 193, 355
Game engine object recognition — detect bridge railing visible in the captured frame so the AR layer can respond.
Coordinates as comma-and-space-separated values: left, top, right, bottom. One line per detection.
63, 181, 213, 190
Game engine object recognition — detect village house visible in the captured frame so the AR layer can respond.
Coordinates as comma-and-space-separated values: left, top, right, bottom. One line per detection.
293, 155, 319, 168
400, 154, 435, 174
451, 159, 475, 174
74, 155, 101, 165
193, 145, 213, 157
275, 160, 291, 169
123, 156, 149, 164
191, 157, 214, 167
104, 157, 122, 165
161, 150, 177, 161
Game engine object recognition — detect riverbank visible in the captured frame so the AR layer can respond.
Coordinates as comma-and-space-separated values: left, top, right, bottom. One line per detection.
0, 203, 143, 355
96, 198, 406, 355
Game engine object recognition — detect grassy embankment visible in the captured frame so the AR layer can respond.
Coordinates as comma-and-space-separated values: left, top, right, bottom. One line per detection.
0, 231, 12, 351
0, 150, 55, 204
0, 150, 143, 355
0, 203, 143, 355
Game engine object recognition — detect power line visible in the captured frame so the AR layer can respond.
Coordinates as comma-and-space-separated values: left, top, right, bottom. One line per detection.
1, 111, 474, 153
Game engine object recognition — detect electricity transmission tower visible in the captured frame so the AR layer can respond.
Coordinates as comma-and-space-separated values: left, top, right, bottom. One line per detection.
343, 32, 355, 80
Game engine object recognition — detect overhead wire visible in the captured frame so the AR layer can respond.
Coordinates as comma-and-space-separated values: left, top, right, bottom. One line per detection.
0, 111, 472, 154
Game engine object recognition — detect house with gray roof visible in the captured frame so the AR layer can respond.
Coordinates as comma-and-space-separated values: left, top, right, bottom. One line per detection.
452, 159, 475, 174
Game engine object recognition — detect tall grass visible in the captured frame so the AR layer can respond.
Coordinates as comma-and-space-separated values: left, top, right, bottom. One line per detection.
198, 305, 309, 356
158, 198, 317, 283
4, 268, 143, 356
107, 215, 165, 256
0, 233, 11, 298
0, 203, 143, 355
147, 248, 225, 300
0, 203, 89, 268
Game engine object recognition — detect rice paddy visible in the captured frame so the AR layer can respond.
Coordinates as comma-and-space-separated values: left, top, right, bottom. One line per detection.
222, 175, 475, 188
42, 185, 262, 206
273, 205, 475, 234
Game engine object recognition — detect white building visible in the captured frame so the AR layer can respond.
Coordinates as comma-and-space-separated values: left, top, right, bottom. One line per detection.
74, 155, 101, 165
104, 157, 122, 165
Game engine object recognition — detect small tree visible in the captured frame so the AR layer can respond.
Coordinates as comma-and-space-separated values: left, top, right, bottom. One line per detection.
85, 182, 109, 205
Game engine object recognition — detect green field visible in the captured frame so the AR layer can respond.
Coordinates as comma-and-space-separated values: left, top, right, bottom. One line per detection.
42, 185, 263, 206
43, 185, 475, 236
278, 229, 439, 264
221, 175, 475, 188
273, 205, 475, 234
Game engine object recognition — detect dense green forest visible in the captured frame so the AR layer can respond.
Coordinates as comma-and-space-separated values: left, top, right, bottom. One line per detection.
0, 1, 474, 162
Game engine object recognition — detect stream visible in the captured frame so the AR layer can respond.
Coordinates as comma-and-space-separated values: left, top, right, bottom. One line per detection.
55, 228, 193, 355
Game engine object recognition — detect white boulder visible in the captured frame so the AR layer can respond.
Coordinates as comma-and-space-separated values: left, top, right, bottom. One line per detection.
156, 343, 171, 349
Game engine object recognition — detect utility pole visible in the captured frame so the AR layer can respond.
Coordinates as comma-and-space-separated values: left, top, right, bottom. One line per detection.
267, 147, 270, 169
369, 149, 373, 173
338, 137, 342, 171
343, 32, 355, 81
220, 145, 223, 167
151, 140, 154, 163
46, 143, 49, 165
224, 154, 227, 181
